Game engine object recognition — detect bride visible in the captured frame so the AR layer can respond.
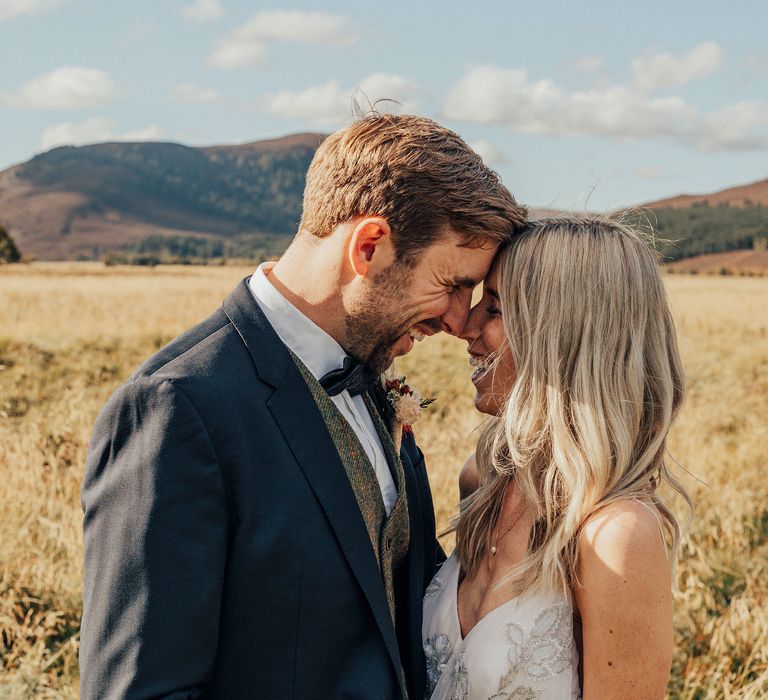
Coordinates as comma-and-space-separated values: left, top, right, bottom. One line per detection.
423, 217, 692, 699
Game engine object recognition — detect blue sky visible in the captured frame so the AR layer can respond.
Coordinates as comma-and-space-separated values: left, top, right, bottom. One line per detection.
1, 0, 766, 210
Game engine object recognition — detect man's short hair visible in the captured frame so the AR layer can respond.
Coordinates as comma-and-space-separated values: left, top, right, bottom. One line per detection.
299, 113, 527, 261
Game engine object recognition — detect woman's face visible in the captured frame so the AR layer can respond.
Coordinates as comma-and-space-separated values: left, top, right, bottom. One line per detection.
460, 260, 516, 416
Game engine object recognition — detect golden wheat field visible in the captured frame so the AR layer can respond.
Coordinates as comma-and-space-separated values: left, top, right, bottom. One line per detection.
0, 262, 766, 699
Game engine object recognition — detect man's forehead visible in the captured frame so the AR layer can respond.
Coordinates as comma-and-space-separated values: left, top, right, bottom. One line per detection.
443, 241, 498, 281
418, 229, 498, 282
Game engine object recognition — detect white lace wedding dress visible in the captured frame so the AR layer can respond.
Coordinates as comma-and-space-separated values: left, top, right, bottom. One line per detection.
422, 553, 582, 699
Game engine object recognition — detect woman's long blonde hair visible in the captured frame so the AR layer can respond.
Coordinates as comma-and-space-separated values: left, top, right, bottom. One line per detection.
453, 216, 691, 593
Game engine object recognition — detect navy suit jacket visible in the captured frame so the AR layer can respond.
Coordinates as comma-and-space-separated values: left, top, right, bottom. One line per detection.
80, 278, 444, 699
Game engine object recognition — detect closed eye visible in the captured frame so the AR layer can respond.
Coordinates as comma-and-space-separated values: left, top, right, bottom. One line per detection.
453, 277, 478, 291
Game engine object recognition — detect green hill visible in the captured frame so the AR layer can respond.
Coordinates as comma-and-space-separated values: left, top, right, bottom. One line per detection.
0, 134, 325, 260
633, 204, 768, 261
18, 136, 322, 234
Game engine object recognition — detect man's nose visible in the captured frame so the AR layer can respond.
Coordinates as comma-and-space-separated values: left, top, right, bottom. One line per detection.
440, 294, 472, 337
459, 302, 483, 343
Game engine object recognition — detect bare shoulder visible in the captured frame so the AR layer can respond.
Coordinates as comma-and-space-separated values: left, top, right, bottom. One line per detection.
576, 498, 671, 614
579, 498, 668, 568
458, 452, 479, 499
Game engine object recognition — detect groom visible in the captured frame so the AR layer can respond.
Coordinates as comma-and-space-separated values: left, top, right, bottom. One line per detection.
80, 114, 526, 699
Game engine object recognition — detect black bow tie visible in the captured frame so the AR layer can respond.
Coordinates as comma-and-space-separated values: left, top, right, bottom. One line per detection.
319, 356, 373, 397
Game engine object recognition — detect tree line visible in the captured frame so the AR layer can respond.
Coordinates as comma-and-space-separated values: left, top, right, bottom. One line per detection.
103, 232, 289, 266
630, 203, 768, 261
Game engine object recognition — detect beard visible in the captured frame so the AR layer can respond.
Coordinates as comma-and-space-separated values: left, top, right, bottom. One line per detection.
345, 261, 419, 376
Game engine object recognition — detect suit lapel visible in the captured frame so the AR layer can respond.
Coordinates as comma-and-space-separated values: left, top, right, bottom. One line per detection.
368, 383, 425, 597
222, 278, 404, 686
368, 382, 427, 699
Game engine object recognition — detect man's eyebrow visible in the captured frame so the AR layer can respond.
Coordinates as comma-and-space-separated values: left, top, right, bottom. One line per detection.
454, 276, 479, 289
485, 286, 500, 299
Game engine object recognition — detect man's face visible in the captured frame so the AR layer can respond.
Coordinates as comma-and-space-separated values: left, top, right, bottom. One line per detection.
346, 231, 498, 375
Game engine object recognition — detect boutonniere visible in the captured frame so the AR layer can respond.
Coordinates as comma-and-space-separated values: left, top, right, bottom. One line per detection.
383, 373, 436, 452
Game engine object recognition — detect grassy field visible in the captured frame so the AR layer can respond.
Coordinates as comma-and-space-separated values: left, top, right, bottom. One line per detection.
665, 249, 768, 276
0, 263, 766, 698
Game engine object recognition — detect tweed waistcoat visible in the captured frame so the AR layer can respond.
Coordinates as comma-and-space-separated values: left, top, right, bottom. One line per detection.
290, 352, 411, 625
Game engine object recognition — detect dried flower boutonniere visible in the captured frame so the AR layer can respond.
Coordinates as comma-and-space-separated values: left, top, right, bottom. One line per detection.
383, 374, 436, 452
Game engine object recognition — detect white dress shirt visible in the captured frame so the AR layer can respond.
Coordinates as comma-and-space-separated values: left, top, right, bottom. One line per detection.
249, 263, 397, 515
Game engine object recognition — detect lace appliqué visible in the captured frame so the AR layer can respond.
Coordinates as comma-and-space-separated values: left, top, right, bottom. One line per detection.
503, 688, 541, 700
425, 576, 444, 598
450, 650, 469, 700
489, 602, 573, 699
425, 634, 452, 695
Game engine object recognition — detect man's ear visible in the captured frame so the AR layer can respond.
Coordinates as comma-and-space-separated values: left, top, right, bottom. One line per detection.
347, 217, 394, 277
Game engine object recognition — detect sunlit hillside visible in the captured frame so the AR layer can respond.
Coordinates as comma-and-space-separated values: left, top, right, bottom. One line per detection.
0, 263, 766, 698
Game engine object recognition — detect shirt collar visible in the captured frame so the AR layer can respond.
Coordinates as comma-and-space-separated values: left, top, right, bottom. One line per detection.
248, 262, 347, 380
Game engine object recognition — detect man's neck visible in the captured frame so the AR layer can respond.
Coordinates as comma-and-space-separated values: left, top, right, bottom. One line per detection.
266, 242, 348, 347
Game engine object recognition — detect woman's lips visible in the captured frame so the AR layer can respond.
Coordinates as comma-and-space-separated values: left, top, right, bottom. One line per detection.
469, 354, 492, 384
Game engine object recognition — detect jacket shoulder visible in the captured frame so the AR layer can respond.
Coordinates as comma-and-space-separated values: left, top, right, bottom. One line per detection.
133, 306, 242, 382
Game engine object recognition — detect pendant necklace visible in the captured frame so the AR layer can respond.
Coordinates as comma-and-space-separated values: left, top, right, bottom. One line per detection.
490, 498, 526, 556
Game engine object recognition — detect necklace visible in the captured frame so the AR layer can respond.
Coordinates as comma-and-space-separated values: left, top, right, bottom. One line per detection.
490, 495, 527, 556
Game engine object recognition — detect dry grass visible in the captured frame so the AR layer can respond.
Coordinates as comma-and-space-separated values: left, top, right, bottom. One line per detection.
665, 250, 768, 277
1, 262, 766, 698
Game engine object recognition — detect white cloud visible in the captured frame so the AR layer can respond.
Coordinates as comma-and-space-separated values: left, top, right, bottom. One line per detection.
569, 55, 604, 73
356, 73, 422, 112
634, 165, 663, 180
182, 0, 222, 22
469, 139, 506, 167
4, 66, 119, 110
122, 125, 164, 141
696, 100, 768, 151
443, 65, 697, 141
264, 80, 352, 125
208, 10, 355, 69
233, 9, 354, 44
263, 74, 422, 126
39, 117, 163, 151
39, 117, 113, 150
444, 63, 768, 153
171, 83, 222, 103
632, 41, 725, 91
0, 0, 59, 22
208, 40, 267, 69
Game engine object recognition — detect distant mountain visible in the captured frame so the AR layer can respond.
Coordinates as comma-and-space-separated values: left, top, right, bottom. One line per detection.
642, 177, 768, 209
0, 133, 565, 261
635, 178, 768, 261
3, 133, 765, 262
0, 133, 325, 260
